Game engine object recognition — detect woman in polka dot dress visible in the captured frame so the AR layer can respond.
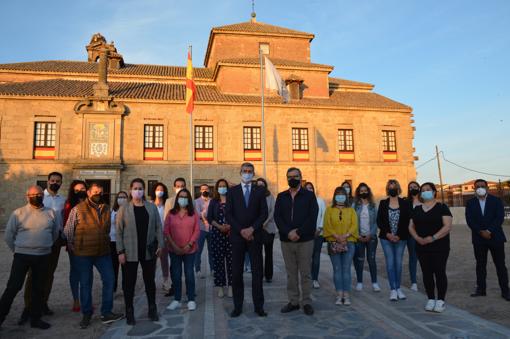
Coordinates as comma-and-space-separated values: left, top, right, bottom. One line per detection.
207, 179, 233, 298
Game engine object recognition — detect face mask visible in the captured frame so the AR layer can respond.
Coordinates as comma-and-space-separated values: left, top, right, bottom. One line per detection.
202, 191, 210, 198
241, 173, 254, 183
131, 189, 144, 199
288, 178, 300, 189
218, 187, 228, 195
49, 183, 61, 192
388, 188, 399, 197
174, 187, 183, 194
29, 196, 44, 207
335, 194, 347, 204
410, 188, 420, 197
156, 191, 165, 198
178, 197, 189, 207
343, 187, 351, 195
421, 191, 434, 201
90, 194, 102, 204
476, 187, 487, 197
359, 192, 369, 200
76, 191, 87, 201
117, 197, 127, 205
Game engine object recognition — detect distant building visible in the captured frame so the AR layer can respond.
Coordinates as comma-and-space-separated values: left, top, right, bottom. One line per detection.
0, 15, 416, 224
441, 180, 509, 207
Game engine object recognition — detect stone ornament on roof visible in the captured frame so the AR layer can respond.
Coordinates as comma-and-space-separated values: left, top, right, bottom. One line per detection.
86, 33, 124, 69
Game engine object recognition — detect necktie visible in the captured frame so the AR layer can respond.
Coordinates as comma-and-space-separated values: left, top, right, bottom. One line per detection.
244, 184, 250, 207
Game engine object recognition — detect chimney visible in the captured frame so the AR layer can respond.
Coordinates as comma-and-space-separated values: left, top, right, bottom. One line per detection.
286, 74, 304, 100
93, 49, 109, 97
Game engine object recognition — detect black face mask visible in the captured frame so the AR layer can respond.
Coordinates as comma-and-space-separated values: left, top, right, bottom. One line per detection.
76, 191, 87, 201
49, 183, 61, 192
29, 196, 44, 207
90, 194, 102, 204
288, 178, 300, 189
410, 188, 420, 197
202, 191, 210, 198
388, 188, 399, 197
359, 192, 369, 200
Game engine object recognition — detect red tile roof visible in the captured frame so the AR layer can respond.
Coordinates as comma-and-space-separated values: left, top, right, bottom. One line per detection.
217, 58, 333, 71
211, 21, 314, 39
329, 77, 374, 89
0, 79, 411, 111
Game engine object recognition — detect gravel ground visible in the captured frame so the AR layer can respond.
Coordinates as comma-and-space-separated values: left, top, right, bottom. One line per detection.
0, 225, 508, 338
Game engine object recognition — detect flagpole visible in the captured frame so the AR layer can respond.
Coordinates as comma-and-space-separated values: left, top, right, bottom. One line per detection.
189, 45, 193, 191
260, 49, 267, 178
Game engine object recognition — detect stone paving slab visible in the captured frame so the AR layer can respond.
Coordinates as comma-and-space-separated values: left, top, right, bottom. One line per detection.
101, 239, 510, 339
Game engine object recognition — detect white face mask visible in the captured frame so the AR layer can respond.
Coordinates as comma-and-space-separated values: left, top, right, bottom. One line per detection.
476, 187, 487, 197
175, 187, 183, 194
117, 197, 127, 205
156, 191, 165, 198
131, 189, 144, 199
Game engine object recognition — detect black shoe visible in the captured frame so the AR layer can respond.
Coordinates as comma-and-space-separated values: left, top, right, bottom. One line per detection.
42, 304, 54, 316
470, 290, 486, 297
126, 307, 135, 326
502, 292, 510, 301
148, 305, 159, 322
101, 312, 123, 324
303, 304, 314, 315
17, 308, 29, 326
255, 308, 267, 317
230, 309, 242, 318
79, 314, 92, 329
30, 319, 51, 330
281, 303, 300, 313
164, 287, 175, 297
265, 278, 272, 283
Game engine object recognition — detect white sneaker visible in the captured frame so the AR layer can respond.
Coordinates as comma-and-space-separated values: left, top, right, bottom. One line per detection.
433, 300, 445, 313
372, 283, 381, 292
217, 287, 224, 298
397, 289, 407, 300
313, 280, 320, 289
187, 301, 197, 311
166, 300, 181, 310
410, 283, 418, 292
425, 299, 436, 312
335, 296, 343, 305
195, 271, 202, 279
389, 290, 398, 301
343, 296, 351, 306
162, 278, 171, 291
227, 286, 233, 298
355, 283, 363, 291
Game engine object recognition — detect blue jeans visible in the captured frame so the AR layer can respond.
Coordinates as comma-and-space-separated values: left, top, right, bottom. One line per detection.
68, 252, 82, 301
380, 239, 406, 290
170, 252, 196, 302
195, 230, 213, 272
354, 237, 378, 283
407, 237, 418, 284
311, 235, 324, 280
73, 254, 114, 316
329, 242, 355, 292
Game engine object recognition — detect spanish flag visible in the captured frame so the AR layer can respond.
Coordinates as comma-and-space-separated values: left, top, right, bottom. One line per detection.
185, 49, 196, 114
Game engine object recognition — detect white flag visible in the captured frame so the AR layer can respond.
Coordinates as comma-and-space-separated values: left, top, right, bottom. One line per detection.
264, 56, 289, 103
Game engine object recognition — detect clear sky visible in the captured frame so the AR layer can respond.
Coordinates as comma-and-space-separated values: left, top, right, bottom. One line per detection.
1, 0, 509, 184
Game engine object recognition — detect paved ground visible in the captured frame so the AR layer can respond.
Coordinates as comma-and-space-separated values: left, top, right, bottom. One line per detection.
0, 226, 509, 338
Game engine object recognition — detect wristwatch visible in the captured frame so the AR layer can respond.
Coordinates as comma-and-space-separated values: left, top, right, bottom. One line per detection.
431, 235, 437, 242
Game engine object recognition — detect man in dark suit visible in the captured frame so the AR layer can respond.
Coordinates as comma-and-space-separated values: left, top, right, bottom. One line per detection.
465, 179, 509, 301
226, 162, 268, 317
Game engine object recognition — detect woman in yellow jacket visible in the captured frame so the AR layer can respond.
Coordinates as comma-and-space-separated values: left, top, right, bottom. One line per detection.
323, 186, 359, 306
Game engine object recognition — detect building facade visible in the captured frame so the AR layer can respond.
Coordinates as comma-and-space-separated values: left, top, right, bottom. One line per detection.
0, 16, 416, 224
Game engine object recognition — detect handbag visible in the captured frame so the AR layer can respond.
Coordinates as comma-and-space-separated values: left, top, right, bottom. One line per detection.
327, 241, 348, 255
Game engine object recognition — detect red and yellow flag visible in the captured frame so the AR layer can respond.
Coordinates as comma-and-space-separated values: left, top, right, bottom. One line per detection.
185, 50, 196, 114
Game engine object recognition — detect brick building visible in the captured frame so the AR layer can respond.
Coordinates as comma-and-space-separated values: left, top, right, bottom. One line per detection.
0, 15, 416, 223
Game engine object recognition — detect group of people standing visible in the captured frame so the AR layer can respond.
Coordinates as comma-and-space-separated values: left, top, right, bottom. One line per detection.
0, 166, 508, 331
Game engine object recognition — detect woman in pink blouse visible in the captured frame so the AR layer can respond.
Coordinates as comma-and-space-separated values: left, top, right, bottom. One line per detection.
164, 188, 200, 311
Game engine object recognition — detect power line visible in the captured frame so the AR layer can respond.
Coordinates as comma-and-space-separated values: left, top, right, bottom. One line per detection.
416, 155, 437, 169
441, 153, 510, 178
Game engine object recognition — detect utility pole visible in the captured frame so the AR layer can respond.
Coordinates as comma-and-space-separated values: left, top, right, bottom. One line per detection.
436, 145, 445, 204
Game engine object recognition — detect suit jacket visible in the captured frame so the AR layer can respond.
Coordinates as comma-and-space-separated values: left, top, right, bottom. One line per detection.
377, 197, 410, 241
465, 194, 506, 245
116, 201, 164, 262
225, 183, 268, 237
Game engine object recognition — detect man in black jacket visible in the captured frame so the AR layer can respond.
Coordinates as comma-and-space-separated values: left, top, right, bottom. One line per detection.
226, 163, 268, 317
274, 167, 318, 315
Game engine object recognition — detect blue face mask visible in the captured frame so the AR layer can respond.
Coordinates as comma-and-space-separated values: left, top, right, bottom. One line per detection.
343, 187, 351, 195
178, 197, 189, 207
241, 172, 254, 183
421, 191, 434, 201
218, 187, 228, 195
335, 194, 347, 204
